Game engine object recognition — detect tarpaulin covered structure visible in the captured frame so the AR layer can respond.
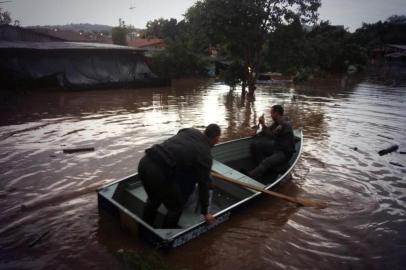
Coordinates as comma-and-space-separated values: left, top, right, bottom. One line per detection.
0, 41, 170, 89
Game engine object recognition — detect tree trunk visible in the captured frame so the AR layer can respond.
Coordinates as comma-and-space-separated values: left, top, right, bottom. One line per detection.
247, 68, 256, 97
241, 80, 247, 96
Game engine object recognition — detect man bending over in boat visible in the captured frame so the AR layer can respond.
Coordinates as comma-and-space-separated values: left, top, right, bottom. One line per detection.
247, 105, 295, 179
138, 124, 221, 228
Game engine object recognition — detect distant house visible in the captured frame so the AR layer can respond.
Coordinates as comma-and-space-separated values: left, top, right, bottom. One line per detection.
372, 44, 406, 60
0, 41, 170, 89
127, 38, 166, 49
0, 25, 170, 90
126, 28, 144, 41
385, 44, 406, 60
127, 38, 166, 58
0, 24, 64, 42
0, 25, 113, 43
29, 27, 113, 43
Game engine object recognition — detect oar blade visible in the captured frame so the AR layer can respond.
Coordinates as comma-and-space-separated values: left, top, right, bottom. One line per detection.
295, 197, 328, 209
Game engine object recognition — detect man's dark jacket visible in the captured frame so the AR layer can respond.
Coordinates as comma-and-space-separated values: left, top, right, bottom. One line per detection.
145, 128, 212, 215
260, 120, 295, 157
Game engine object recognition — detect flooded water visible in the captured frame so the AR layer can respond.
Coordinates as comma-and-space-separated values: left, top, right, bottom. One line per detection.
1, 63, 405, 270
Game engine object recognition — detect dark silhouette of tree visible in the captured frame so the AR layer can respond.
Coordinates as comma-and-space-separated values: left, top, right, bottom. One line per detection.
112, 18, 127, 45
144, 18, 179, 41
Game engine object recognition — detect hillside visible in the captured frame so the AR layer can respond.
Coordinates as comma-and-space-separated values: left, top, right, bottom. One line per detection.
27, 23, 114, 33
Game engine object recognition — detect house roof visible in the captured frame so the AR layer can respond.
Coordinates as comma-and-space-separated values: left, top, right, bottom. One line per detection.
40, 29, 90, 42
29, 28, 113, 43
127, 38, 165, 48
0, 24, 65, 42
0, 41, 145, 52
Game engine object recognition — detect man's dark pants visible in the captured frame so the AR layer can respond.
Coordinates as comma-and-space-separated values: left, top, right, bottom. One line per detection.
249, 140, 288, 178
138, 155, 184, 228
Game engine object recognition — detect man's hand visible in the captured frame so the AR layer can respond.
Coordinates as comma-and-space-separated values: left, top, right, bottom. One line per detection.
271, 124, 283, 136
258, 114, 265, 126
204, 213, 214, 224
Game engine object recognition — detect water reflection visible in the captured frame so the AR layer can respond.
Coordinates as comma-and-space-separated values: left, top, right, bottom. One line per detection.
0, 63, 406, 269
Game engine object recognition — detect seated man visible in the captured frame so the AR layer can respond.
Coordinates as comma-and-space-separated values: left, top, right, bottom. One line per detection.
247, 105, 295, 179
138, 124, 221, 228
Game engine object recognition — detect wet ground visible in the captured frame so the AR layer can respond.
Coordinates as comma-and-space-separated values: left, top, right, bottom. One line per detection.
0, 63, 405, 269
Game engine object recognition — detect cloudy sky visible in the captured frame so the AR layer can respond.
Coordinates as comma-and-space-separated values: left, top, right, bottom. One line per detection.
2, 0, 406, 31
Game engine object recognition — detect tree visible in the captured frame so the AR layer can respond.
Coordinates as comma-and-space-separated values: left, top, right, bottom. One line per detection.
144, 18, 179, 41
266, 17, 308, 75
386, 15, 406, 25
0, 7, 12, 25
149, 40, 209, 79
185, 0, 321, 96
302, 21, 367, 74
353, 15, 406, 50
143, 16, 211, 79
112, 18, 127, 45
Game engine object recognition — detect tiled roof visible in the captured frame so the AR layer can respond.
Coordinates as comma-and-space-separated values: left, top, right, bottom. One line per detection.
127, 38, 165, 48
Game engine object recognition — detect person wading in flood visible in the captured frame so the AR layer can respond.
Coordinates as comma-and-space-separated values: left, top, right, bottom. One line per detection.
138, 124, 221, 228
247, 105, 295, 179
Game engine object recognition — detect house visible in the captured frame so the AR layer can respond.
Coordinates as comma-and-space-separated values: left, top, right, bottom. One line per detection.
384, 44, 406, 60
127, 38, 166, 49
127, 38, 166, 58
0, 24, 64, 42
0, 41, 170, 89
0, 24, 113, 43
29, 27, 113, 43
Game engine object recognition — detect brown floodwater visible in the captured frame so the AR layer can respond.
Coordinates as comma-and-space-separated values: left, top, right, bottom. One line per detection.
0, 63, 405, 270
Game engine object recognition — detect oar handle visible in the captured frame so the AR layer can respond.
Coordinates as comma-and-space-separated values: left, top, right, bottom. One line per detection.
210, 171, 327, 209
211, 171, 299, 203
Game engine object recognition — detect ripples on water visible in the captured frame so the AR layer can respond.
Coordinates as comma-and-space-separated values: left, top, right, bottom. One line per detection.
0, 64, 405, 269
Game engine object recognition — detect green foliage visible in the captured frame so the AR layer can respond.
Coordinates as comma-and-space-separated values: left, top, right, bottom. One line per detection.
223, 61, 244, 88
353, 15, 406, 51
265, 20, 368, 76
267, 18, 308, 74
112, 26, 127, 45
149, 39, 209, 79
144, 18, 179, 41
184, 0, 321, 93
183, 4, 212, 54
138, 3, 403, 85
143, 16, 212, 79
307, 22, 367, 72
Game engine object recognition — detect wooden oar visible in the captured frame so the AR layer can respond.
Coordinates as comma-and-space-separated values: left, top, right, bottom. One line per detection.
211, 171, 327, 209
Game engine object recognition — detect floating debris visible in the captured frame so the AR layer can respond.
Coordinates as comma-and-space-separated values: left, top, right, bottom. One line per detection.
29, 230, 50, 247
389, 162, 404, 168
377, 134, 394, 140
378, 145, 398, 156
63, 147, 95, 154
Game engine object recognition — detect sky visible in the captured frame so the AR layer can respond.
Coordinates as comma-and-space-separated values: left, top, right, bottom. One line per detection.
2, 0, 406, 31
